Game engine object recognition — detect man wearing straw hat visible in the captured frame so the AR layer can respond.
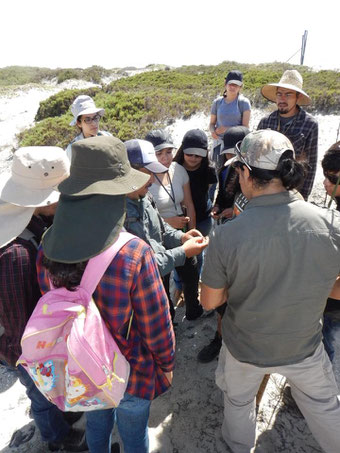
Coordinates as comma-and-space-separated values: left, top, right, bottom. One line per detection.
258, 69, 318, 200
0, 147, 88, 451
37, 135, 176, 453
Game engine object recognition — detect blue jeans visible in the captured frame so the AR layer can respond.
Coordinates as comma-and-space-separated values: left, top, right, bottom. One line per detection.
322, 313, 340, 362
17, 364, 70, 442
86, 392, 151, 453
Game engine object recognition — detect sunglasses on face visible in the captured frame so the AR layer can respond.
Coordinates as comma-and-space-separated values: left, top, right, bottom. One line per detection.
82, 114, 101, 124
324, 172, 340, 185
233, 141, 252, 171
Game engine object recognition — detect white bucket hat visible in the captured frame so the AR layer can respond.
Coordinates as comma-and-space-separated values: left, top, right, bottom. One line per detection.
0, 200, 35, 247
261, 70, 311, 106
0, 146, 70, 207
70, 95, 105, 126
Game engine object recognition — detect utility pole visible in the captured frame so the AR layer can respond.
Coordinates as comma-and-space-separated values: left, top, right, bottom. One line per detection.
300, 30, 308, 65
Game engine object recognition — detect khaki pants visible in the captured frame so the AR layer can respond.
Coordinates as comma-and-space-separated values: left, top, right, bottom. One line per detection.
215, 342, 340, 453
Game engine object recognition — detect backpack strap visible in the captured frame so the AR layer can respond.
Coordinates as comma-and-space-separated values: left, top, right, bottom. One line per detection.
80, 231, 135, 295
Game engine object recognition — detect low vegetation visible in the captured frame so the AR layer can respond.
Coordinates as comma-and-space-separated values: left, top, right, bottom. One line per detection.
8, 61, 338, 148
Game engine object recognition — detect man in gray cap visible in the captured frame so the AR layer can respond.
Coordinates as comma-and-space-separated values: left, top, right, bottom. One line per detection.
257, 69, 318, 200
201, 130, 340, 453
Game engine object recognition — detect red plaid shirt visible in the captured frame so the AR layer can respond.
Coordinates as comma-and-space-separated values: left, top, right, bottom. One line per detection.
37, 237, 175, 400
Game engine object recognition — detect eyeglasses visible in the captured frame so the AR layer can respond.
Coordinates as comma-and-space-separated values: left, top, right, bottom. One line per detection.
82, 114, 101, 124
234, 141, 252, 171
324, 171, 340, 185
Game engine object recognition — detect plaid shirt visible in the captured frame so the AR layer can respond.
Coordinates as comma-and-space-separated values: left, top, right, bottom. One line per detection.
37, 237, 175, 401
257, 107, 318, 200
0, 216, 47, 367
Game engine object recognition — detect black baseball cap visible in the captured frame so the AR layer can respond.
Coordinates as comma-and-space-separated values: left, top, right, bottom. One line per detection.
145, 129, 175, 152
182, 129, 208, 157
225, 70, 243, 86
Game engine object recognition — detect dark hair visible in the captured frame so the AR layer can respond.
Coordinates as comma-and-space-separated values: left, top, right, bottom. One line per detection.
42, 256, 88, 291
245, 151, 306, 190
173, 145, 208, 170
321, 141, 340, 173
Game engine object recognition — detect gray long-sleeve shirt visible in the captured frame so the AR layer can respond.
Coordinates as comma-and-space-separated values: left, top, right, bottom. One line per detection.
125, 194, 185, 276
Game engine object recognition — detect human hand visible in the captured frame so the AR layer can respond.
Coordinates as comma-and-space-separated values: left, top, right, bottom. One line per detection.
182, 236, 209, 258
166, 216, 190, 229
220, 208, 233, 219
211, 130, 219, 140
211, 206, 220, 220
215, 126, 228, 136
181, 229, 203, 243
164, 371, 173, 385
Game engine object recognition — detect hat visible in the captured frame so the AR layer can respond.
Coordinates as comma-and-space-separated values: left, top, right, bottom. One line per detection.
182, 129, 208, 157
69, 95, 105, 126
145, 129, 175, 152
233, 130, 295, 170
0, 200, 35, 247
124, 139, 168, 173
58, 135, 150, 196
221, 126, 250, 155
42, 194, 126, 263
0, 146, 70, 207
225, 70, 243, 86
261, 70, 311, 106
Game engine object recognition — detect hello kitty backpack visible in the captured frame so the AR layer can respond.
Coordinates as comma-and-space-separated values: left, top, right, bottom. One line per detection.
18, 231, 135, 412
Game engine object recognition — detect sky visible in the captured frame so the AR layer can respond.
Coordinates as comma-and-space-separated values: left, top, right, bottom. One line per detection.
2, 0, 340, 71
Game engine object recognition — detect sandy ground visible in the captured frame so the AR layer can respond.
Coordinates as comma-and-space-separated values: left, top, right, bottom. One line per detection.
1, 304, 339, 453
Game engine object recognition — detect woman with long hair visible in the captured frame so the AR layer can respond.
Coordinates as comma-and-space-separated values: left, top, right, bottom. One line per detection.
209, 70, 251, 171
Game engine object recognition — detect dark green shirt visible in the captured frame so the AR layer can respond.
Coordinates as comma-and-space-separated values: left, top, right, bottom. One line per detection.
202, 191, 340, 366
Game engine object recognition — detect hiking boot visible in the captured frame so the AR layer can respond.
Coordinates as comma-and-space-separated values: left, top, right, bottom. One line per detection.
197, 332, 222, 363
185, 304, 203, 321
48, 427, 87, 452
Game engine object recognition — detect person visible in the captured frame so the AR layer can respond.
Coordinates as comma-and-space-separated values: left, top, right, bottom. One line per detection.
201, 130, 340, 453
37, 135, 175, 453
197, 126, 249, 363
211, 126, 250, 223
66, 95, 111, 161
209, 70, 251, 171
321, 141, 340, 361
0, 147, 87, 452
124, 138, 209, 320
173, 129, 216, 242
257, 69, 318, 200
146, 129, 205, 320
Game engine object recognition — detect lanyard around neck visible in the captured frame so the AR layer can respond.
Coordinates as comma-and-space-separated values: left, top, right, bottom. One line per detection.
154, 172, 176, 205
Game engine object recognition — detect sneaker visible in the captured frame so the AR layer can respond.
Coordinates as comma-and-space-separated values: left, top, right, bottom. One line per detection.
48, 427, 87, 452
197, 332, 222, 363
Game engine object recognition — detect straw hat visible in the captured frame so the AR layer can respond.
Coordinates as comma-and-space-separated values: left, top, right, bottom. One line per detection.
261, 70, 311, 106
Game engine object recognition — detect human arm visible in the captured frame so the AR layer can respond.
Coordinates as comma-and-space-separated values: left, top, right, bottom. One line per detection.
299, 121, 318, 200
182, 181, 196, 230
242, 110, 251, 127
200, 284, 228, 310
209, 114, 219, 140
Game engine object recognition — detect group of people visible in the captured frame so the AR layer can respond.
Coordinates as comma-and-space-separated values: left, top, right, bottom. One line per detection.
0, 67, 339, 453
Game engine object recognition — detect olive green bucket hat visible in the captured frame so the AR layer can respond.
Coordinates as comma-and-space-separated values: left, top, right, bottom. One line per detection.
42, 193, 126, 263
43, 135, 150, 262
59, 135, 149, 196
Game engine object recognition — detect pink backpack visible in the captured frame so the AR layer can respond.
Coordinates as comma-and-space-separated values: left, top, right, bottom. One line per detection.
18, 231, 135, 412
